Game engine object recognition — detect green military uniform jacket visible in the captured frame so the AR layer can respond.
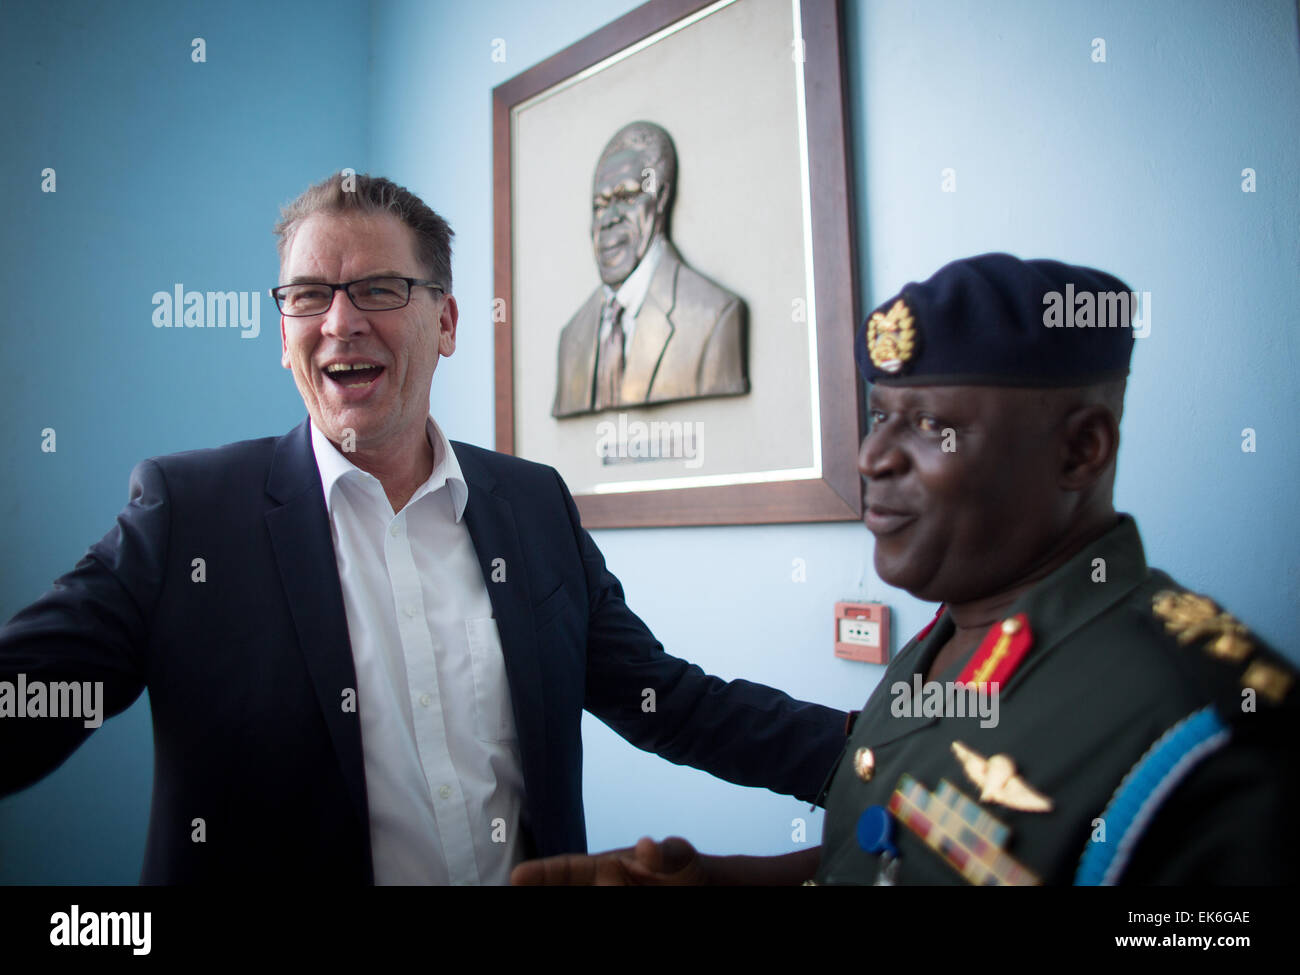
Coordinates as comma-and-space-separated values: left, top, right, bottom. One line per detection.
817, 516, 1298, 884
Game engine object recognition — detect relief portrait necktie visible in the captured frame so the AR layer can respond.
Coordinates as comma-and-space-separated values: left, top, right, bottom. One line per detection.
595, 298, 625, 411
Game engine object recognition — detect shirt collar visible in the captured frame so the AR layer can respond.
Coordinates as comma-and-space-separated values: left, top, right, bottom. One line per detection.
604, 234, 666, 318
309, 415, 469, 522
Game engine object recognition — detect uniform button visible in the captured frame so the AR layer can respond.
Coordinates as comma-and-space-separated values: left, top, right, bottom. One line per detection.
438, 785, 452, 799
419, 693, 431, 708
390, 524, 400, 537
1001, 616, 1022, 635
853, 746, 875, 782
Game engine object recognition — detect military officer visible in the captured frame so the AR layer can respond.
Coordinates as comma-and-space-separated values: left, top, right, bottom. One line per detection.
513, 253, 1299, 886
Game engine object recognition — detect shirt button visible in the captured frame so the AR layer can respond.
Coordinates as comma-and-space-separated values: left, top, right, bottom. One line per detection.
439, 785, 452, 799
389, 524, 400, 537
404, 605, 418, 618
419, 693, 432, 708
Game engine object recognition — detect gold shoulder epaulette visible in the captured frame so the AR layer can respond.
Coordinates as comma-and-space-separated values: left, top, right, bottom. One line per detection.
1152, 590, 1291, 704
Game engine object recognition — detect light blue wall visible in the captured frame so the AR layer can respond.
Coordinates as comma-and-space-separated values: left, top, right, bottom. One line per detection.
3, 0, 1296, 880
0, 0, 371, 882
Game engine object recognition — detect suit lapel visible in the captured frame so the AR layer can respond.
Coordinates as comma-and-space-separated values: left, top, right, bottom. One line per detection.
456, 446, 550, 820
264, 420, 371, 843
562, 290, 603, 415
620, 253, 677, 402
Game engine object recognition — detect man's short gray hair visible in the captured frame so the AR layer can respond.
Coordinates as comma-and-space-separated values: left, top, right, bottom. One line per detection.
273, 172, 453, 292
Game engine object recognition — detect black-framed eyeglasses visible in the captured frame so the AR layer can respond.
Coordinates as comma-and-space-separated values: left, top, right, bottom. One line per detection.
269, 276, 445, 317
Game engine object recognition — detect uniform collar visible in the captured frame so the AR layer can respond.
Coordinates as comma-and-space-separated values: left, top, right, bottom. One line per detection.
1003, 513, 1148, 650
908, 514, 1148, 682
309, 415, 469, 522
859, 516, 1149, 752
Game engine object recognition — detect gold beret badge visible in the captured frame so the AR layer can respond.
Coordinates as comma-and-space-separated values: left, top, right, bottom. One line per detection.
866, 298, 917, 374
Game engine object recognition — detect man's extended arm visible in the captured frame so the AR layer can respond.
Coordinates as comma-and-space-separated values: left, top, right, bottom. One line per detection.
0, 460, 163, 796
552, 468, 848, 804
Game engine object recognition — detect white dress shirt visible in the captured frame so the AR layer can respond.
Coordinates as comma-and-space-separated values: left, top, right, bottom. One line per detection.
310, 415, 525, 885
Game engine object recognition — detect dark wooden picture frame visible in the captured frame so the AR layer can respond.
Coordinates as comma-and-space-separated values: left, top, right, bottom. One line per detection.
493, 0, 861, 529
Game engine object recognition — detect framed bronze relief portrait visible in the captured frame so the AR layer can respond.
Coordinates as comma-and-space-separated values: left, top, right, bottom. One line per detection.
493, 0, 861, 528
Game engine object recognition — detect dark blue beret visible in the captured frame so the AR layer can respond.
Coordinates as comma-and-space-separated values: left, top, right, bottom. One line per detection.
855, 253, 1139, 386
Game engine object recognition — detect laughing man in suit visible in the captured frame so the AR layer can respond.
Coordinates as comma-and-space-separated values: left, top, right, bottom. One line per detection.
552, 121, 749, 418
0, 172, 845, 884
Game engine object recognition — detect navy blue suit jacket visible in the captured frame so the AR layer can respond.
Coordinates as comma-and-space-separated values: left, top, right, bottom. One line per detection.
0, 420, 847, 883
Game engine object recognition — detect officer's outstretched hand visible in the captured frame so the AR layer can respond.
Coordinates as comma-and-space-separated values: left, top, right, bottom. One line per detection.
511, 835, 708, 886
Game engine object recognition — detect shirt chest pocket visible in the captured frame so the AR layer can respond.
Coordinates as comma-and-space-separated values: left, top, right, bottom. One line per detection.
465, 618, 517, 743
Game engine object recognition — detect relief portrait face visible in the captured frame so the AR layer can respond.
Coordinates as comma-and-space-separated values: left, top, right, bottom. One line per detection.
591, 147, 660, 288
